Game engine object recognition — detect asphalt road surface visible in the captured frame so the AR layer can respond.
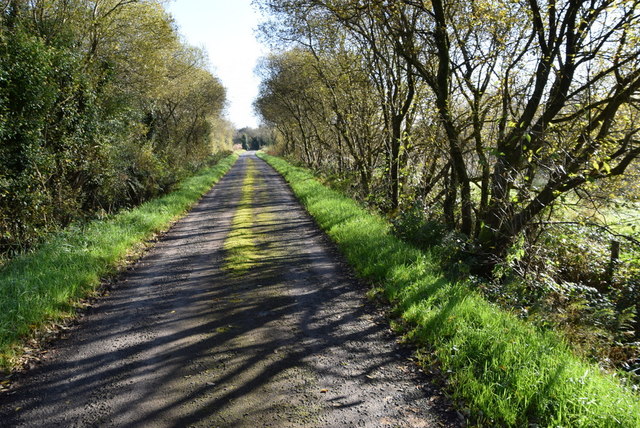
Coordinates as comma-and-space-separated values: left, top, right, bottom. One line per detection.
0, 152, 457, 427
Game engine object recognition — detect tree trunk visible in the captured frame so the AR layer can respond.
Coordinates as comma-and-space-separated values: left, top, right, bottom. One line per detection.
389, 115, 402, 210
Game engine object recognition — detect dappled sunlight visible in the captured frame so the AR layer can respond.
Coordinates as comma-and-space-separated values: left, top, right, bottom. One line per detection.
0, 153, 448, 427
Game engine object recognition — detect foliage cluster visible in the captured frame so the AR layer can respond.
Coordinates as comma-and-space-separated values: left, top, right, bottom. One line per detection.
0, 0, 233, 257
0, 152, 237, 369
255, 0, 640, 271
260, 152, 640, 427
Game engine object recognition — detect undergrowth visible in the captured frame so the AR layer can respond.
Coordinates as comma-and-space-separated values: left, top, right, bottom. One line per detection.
391, 202, 640, 378
0, 153, 238, 370
258, 152, 640, 427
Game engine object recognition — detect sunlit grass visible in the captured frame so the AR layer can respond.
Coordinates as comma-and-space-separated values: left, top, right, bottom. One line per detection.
553, 193, 640, 236
259, 152, 640, 427
0, 153, 238, 370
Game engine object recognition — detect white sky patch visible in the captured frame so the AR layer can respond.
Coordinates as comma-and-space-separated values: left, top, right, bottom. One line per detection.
167, 0, 266, 129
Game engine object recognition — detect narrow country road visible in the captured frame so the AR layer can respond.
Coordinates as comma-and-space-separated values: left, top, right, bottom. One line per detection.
0, 152, 457, 427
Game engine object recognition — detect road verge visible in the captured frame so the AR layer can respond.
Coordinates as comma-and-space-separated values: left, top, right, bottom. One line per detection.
258, 152, 640, 427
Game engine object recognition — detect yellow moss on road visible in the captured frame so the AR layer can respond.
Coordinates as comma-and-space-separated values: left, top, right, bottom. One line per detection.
223, 158, 260, 275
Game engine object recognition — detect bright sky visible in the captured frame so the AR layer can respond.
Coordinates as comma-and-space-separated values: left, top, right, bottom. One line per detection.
166, 0, 266, 129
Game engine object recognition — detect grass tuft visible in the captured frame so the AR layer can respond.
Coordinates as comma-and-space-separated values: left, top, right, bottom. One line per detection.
0, 153, 238, 370
259, 152, 640, 427
223, 158, 260, 275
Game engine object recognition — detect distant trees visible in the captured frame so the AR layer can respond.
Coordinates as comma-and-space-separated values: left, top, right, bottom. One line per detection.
255, 45, 392, 201
0, 0, 231, 255
256, 0, 640, 274
233, 126, 275, 150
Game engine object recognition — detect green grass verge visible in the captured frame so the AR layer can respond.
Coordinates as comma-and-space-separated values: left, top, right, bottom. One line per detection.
0, 153, 238, 369
223, 157, 260, 275
258, 152, 640, 427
